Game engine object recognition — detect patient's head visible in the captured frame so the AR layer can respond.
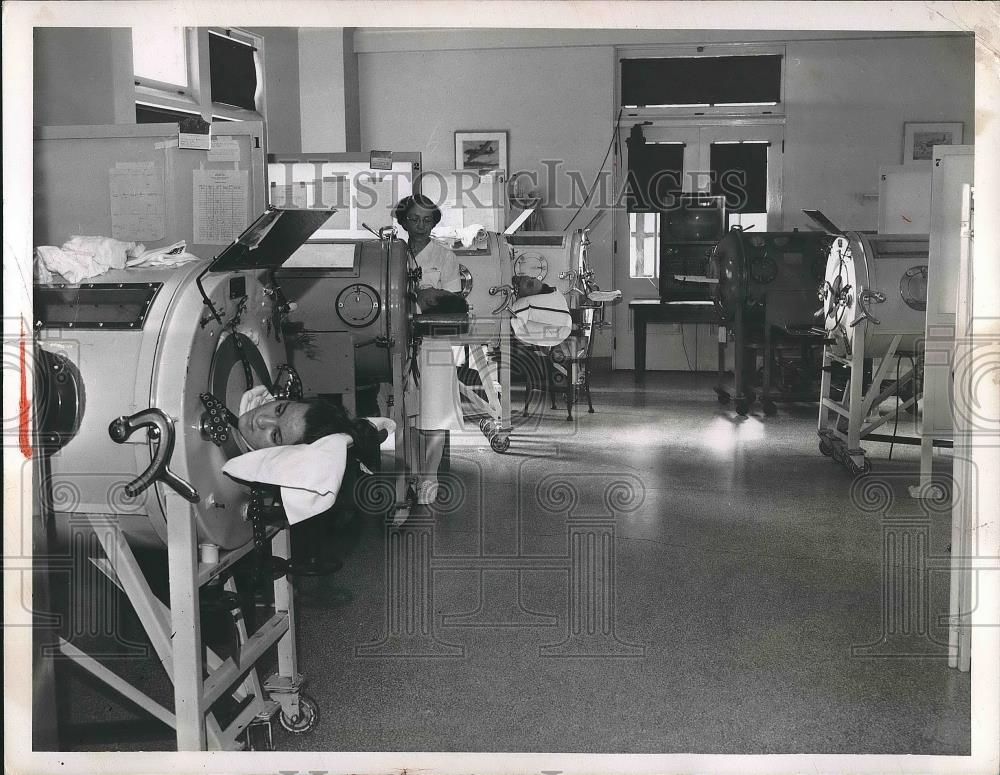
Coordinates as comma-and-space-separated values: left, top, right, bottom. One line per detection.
238, 398, 352, 449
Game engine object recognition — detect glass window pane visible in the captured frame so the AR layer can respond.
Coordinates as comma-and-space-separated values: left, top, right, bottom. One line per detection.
209, 31, 257, 111
728, 212, 768, 232
132, 26, 188, 87
630, 213, 659, 278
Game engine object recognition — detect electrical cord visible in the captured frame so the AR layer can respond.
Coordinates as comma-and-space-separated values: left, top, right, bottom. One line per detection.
564, 108, 623, 232
680, 323, 695, 371
196, 263, 223, 325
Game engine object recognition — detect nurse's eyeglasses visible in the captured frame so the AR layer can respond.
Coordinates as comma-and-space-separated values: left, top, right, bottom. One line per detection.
404, 214, 436, 225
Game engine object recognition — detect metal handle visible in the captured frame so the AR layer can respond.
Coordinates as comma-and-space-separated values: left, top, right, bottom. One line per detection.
108, 409, 199, 503
849, 289, 886, 328
489, 284, 515, 315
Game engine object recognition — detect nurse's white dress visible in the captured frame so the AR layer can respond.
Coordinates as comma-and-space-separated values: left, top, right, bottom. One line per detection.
408, 240, 466, 433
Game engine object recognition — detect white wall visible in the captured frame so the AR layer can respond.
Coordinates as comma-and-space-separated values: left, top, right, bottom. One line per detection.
782, 34, 975, 231
297, 28, 361, 153
355, 30, 975, 366
34, 28, 135, 125
251, 27, 303, 154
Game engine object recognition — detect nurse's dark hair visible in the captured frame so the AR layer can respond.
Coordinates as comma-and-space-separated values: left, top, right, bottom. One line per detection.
392, 194, 442, 226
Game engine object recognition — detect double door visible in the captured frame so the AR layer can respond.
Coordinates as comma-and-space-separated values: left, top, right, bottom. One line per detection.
614, 121, 784, 371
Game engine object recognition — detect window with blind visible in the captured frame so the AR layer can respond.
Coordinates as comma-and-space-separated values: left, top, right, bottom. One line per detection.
710, 141, 770, 231
133, 27, 264, 124
621, 55, 783, 109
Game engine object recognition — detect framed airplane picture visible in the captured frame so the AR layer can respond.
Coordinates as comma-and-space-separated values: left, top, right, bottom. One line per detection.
902, 122, 964, 164
455, 130, 508, 172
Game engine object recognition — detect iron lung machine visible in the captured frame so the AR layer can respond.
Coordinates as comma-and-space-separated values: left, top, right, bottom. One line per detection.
708, 229, 833, 415
816, 232, 931, 474
33, 123, 328, 750
36, 262, 281, 550
275, 238, 412, 413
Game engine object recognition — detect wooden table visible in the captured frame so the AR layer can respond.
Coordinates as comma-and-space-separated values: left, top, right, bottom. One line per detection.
629, 299, 720, 380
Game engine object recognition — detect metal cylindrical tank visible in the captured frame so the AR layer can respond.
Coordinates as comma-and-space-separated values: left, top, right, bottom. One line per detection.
710, 229, 833, 328
820, 232, 930, 357
454, 232, 508, 344
277, 239, 411, 386
36, 262, 282, 550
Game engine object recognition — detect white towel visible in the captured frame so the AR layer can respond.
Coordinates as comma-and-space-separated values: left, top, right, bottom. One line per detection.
587, 289, 622, 303
35, 236, 139, 283
222, 433, 350, 525
239, 385, 276, 416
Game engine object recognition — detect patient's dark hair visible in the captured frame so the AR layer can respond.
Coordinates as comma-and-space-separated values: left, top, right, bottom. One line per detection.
392, 194, 442, 227
301, 399, 355, 444
300, 400, 386, 470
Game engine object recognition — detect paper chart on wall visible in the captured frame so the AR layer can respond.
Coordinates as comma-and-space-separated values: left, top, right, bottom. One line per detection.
109, 163, 165, 241
193, 169, 249, 245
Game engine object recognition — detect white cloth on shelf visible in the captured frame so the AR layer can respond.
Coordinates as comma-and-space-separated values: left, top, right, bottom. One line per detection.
587, 289, 622, 303
430, 224, 488, 248
62, 235, 134, 271
125, 240, 201, 268
222, 433, 350, 525
35, 235, 137, 284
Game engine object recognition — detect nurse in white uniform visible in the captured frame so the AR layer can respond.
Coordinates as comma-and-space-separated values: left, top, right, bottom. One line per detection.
394, 195, 466, 506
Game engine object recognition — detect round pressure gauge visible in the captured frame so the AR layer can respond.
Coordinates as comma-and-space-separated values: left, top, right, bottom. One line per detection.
899, 265, 928, 311
336, 284, 381, 327
513, 252, 548, 280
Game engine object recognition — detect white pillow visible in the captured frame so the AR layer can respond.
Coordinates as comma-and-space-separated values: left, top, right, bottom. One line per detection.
222, 433, 350, 525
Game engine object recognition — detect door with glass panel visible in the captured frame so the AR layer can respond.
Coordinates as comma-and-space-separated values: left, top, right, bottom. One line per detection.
613, 121, 783, 371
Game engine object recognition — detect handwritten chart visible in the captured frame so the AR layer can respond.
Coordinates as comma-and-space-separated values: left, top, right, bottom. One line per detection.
109, 163, 165, 241
193, 169, 248, 245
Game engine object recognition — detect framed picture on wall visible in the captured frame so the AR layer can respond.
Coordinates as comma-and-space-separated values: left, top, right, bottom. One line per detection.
903, 122, 964, 164
455, 130, 508, 172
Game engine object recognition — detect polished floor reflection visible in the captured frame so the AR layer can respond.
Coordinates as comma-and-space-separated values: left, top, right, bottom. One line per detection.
54, 370, 970, 753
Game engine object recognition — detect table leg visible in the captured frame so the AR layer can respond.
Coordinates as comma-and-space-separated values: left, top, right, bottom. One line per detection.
634, 310, 646, 382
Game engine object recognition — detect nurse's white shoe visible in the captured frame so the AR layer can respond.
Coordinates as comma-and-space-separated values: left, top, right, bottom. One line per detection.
415, 479, 439, 505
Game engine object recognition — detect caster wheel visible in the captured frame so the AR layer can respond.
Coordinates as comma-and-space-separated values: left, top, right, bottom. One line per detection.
479, 418, 492, 433
734, 398, 751, 416
490, 435, 510, 453
852, 459, 872, 477
279, 693, 319, 734
762, 401, 777, 416
819, 439, 834, 457
245, 720, 274, 750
